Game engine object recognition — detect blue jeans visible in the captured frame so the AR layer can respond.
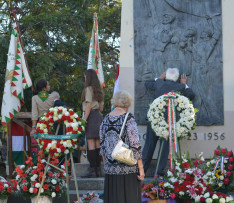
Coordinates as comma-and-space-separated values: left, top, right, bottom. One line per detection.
142, 123, 169, 176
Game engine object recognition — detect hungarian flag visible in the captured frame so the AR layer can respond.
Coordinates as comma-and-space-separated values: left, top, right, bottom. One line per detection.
87, 13, 105, 87
1, 22, 32, 125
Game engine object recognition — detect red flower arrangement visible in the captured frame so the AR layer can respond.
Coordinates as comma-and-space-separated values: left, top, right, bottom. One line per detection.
14, 151, 68, 198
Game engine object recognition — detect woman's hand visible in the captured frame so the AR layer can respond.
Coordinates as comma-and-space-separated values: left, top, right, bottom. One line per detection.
137, 167, 145, 181
30, 128, 36, 137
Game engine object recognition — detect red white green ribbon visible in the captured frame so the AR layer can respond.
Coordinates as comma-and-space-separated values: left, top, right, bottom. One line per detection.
164, 92, 178, 169
213, 156, 229, 174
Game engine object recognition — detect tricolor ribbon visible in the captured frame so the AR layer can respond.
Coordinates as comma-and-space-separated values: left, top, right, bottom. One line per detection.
213, 156, 229, 174
163, 92, 178, 169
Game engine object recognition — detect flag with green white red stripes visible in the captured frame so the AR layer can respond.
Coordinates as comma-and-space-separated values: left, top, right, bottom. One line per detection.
1, 22, 32, 125
87, 13, 105, 88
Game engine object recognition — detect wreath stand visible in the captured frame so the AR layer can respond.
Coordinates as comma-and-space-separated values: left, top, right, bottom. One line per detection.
154, 139, 182, 177
33, 128, 83, 203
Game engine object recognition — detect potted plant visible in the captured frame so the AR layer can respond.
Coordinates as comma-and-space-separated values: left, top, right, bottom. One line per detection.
74, 191, 103, 203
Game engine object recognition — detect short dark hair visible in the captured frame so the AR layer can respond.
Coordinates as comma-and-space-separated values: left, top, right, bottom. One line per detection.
34, 79, 48, 95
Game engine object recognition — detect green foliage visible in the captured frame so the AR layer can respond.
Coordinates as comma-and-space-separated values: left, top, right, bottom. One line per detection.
0, 0, 121, 115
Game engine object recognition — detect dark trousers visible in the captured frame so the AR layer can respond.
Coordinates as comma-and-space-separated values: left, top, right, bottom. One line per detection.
142, 123, 169, 176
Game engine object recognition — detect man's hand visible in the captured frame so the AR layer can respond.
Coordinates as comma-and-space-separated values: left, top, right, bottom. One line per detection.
159, 72, 166, 80
180, 74, 187, 84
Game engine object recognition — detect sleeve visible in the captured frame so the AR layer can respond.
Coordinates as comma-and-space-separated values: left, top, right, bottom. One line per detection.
145, 79, 156, 90
99, 121, 105, 156
85, 87, 93, 103
126, 115, 142, 160
32, 96, 39, 120
181, 88, 195, 101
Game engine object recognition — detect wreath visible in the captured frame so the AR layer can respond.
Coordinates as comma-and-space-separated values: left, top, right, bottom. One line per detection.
205, 146, 234, 191
147, 92, 196, 140
34, 106, 85, 156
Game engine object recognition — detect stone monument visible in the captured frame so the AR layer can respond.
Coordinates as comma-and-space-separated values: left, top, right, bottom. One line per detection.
134, 0, 223, 126
119, 0, 234, 158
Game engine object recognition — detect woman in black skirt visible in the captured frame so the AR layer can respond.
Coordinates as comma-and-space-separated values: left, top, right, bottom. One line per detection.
100, 90, 145, 203
81, 69, 104, 178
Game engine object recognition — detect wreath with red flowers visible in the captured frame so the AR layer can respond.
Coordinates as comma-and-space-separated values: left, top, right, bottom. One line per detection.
205, 146, 234, 192
34, 106, 85, 156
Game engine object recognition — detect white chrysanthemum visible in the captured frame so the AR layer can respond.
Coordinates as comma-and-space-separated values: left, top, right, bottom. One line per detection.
29, 188, 34, 193
52, 192, 56, 197
219, 198, 225, 203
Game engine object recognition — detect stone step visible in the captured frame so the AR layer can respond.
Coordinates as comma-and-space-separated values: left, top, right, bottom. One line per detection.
70, 177, 105, 190
73, 160, 162, 177
69, 177, 154, 191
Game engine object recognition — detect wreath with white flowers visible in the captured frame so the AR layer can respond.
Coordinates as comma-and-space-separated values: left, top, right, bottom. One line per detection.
34, 106, 85, 156
147, 92, 196, 140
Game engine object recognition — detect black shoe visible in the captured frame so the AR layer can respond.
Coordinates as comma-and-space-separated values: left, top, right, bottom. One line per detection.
80, 167, 96, 178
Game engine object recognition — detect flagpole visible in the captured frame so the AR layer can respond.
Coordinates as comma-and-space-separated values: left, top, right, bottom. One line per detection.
12, 10, 34, 92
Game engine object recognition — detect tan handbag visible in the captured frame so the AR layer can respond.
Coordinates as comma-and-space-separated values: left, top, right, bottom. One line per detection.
111, 113, 137, 166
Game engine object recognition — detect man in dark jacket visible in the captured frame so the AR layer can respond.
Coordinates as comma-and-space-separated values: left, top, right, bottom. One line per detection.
142, 68, 195, 176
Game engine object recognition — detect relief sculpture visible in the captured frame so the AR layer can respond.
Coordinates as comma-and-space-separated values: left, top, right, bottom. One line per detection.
134, 0, 223, 125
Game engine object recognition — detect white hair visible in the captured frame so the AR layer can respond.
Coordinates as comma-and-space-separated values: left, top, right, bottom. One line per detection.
111, 90, 133, 108
166, 68, 179, 82
51, 91, 60, 99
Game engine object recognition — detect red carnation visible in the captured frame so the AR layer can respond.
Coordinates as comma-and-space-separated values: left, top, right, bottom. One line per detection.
214, 149, 220, 155
7, 188, 12, 193
33, 188, 38, 194
224, 178, 230, 185
48, 172, 53, 177
22, 186, 28, 192
0, 186, 4, 191
221, 148, 226, 154
226, 171, 232, 177
55, 185, 60, 191
61, 145, 66, 152
229, 157, 233, 162
228, 164, 233, 170
43, 184, 49, 190
22, 179, 27, 183
200, 197, 205, 202
182, 162, 190, 169
174, 187, 179, 193
227, 151, 233, 156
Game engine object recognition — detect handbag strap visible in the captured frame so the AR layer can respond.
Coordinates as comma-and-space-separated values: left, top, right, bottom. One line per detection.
119, 112, 130, 139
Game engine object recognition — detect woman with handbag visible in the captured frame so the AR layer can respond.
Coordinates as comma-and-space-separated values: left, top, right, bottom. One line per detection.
100, 90, 144, 203
81, 69, 104, 178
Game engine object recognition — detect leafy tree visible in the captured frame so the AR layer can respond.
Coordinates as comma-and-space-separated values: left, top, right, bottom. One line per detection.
0, 0, 121, 116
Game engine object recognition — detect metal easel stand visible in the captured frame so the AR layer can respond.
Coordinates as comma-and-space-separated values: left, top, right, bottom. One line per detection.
154, 139, 164, 182
34, 124, 82, 203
